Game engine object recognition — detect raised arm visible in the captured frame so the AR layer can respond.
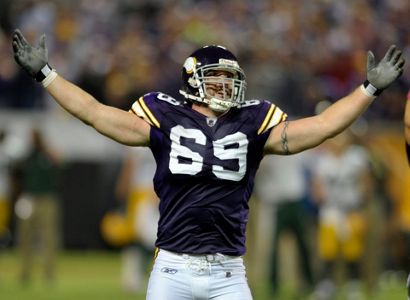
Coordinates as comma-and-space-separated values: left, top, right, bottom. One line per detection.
265, 45, 405, 155
12, 29, 150, 146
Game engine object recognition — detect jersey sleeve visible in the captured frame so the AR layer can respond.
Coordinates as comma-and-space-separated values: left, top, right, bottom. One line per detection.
256, 101, 288, 135
129, 92, 163, 129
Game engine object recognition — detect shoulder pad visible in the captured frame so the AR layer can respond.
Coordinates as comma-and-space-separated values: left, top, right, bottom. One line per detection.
129, 92, 181, 128
248, 100, 287, 135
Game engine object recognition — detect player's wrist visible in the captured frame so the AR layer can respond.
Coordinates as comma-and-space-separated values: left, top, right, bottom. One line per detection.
34, 63, 52, 82
34, 63, 58, 88
42, 69, 58, 88
360, 80, 382, 98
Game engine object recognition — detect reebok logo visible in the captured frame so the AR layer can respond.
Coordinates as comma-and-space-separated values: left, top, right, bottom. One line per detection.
161, 267, 178, 274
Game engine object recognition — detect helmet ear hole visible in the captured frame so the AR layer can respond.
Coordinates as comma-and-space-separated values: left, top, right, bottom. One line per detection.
188, 77, 199, 88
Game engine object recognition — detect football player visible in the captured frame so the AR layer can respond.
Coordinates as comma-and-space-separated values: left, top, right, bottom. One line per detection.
12, 29, 405, 300
311, 130, 372, 299
405, 90, 410, 299
405, 90, 410, 164
115, 148, 159, 293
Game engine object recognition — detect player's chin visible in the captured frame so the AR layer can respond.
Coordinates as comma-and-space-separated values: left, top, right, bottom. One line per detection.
214, 93, 232, 101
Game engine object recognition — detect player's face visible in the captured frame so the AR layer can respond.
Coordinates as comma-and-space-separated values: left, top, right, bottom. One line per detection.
203, 70, 234, 101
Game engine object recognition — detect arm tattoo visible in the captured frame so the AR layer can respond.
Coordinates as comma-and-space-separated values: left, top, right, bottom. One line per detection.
281, 121, 291, 155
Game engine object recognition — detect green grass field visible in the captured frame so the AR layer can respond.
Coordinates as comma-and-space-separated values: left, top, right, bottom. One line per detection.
0, 249, 407, 300
0, 250, 145, 300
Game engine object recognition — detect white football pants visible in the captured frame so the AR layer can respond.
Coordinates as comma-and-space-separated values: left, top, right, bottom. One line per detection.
146, 249, 253, 300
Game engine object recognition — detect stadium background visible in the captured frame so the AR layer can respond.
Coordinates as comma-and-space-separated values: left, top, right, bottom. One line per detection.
0, 0, 409, 299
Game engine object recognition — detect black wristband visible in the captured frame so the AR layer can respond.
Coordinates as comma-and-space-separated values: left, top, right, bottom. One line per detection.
34, 63, 52, 82
363, 80, 383, 96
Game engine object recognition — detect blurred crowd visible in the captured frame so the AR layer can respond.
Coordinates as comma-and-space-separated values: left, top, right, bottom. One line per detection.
0, 0, 409, 118
253, 129, 400, 299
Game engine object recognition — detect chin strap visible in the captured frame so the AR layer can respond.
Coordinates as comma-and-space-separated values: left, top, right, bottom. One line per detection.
209, 97, 236, 112
179, 89, 204, 103
179, 89, 236, 112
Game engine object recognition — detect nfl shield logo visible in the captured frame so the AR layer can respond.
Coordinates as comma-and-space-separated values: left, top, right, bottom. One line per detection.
206, 118, 217, 127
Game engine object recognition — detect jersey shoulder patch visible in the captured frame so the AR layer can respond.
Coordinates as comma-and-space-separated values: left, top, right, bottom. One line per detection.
129, 92, 182, 128
239, 100, 287, 135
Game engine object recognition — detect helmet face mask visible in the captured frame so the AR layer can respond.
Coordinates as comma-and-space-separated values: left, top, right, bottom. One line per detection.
179, 46, 247, 112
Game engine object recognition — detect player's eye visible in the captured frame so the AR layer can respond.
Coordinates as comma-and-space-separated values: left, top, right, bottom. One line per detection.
204, 70, 234, 78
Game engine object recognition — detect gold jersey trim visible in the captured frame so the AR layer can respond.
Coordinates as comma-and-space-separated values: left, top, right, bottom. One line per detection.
257, 104, 287, 135
130, 97, 160, 128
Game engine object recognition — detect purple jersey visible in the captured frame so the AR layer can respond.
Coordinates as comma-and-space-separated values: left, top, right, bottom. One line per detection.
130, 92, 287, 255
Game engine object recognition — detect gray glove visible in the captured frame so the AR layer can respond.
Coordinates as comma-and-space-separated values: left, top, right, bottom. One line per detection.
12, 29, 50, 82
365, 45, 405, 95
